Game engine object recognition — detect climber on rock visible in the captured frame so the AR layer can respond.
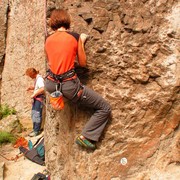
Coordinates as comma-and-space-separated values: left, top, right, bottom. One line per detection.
44, 9, 111, 150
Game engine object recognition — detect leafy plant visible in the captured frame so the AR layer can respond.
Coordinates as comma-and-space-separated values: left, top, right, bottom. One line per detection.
0, 104, 16, 120
0, 131, 16, 145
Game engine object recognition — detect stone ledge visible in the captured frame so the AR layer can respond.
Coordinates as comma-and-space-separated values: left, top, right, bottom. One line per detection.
0, 162, 4, 180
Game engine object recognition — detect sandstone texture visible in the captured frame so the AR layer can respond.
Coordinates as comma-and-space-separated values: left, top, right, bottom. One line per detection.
0, 0, 46, 118
0, 0, 9, 100
0, 0, 180, 180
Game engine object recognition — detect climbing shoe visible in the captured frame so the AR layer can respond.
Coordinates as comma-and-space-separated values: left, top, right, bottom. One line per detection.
76, 135, 96, 150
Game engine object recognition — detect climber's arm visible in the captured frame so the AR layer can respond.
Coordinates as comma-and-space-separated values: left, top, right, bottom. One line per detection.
77, 33, 88, 67
31, 87, 44, 99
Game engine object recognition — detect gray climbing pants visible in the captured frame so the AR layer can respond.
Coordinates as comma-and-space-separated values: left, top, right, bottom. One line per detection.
45, 77, 111, 141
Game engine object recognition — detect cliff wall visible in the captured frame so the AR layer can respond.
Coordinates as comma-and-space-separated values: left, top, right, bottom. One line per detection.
0, 0, 46, 118
45, 1, 180, 179
0, 0, 179, 179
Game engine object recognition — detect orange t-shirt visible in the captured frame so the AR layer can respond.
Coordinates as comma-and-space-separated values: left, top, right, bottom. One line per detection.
45, 31, 79, 75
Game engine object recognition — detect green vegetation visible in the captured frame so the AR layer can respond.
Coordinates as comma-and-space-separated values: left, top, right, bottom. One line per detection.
0, 131, 16, 145
0, 104, 16, 120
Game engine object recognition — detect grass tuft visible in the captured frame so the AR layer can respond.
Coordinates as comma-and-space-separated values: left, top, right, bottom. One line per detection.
0, 104, 16, 120
0, 131, 16, 145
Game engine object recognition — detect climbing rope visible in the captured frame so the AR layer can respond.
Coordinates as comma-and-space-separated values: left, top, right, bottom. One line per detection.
0, 152, 25, 162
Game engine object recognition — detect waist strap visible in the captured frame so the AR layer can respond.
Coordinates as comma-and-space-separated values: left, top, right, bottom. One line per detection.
34, 94, 44, 102
47, 69, 76, 82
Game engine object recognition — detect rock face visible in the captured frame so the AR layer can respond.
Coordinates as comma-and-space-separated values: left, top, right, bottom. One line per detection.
0, 0, 9, 101
0, 0, 46, 118
0, 0, 180, 179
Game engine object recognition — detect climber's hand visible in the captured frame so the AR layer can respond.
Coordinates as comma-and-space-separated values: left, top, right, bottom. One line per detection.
80, 33, 89, 44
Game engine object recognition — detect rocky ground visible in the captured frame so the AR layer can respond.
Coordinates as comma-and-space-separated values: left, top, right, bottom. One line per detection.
0, 129, 47, 180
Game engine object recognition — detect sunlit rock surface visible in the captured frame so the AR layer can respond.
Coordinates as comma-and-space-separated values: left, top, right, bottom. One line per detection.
0, 0, 179, 179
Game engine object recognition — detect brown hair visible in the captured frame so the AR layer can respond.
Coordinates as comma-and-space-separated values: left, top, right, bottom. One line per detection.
25, 68, 38, 77
49, 9, 71, 30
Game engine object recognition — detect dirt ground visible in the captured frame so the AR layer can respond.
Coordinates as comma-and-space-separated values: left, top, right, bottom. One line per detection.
0, 132, 47, 180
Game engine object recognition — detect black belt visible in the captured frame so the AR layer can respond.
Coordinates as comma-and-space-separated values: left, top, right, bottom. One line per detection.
47, 69, 76, 82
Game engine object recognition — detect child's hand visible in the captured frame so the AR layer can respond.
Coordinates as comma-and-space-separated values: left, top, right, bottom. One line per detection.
31, 94, 35, 99
27, 86, 34, 91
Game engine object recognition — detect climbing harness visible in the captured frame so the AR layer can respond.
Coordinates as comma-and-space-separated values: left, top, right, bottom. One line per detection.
46, 68, 76, 82
34, 94, 45, 103
46, 68, 84, 110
